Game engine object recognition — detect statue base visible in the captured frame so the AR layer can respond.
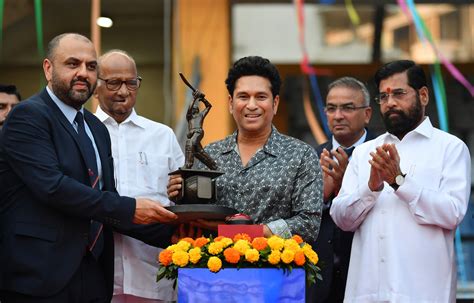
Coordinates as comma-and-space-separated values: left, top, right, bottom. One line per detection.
170, 168, 223, 205
165, 204, 238, 223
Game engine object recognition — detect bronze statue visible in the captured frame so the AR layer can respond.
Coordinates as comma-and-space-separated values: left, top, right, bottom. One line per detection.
170, 73, 223, 206
184, 89, 218, 170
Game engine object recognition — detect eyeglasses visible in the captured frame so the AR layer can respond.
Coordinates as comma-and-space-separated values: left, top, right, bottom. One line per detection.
98, 76, 142, 91
374, 88, 412, 104
324, 104, 369, 114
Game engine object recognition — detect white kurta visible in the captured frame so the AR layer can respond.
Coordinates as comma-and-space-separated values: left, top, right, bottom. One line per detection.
96, 107, 184, 301
330, 117, 471, 303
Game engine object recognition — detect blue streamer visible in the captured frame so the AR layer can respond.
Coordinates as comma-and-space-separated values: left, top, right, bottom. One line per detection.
406, 0, 426, 44
431, 73, 448, 131
308, 73, 331, 137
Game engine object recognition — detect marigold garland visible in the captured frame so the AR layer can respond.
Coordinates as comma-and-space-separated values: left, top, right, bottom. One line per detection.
157, 234, 321, 286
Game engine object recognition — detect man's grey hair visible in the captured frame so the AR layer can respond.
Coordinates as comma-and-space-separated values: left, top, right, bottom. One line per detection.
328, 77, 370, 106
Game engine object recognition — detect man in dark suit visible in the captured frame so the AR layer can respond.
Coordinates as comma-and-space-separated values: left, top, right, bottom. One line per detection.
309, 77, 374, 302
0, 33, 177, 303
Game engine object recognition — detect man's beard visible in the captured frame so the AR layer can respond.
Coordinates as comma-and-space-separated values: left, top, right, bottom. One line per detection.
51, 72, 95, 109
382, 94, 423, 138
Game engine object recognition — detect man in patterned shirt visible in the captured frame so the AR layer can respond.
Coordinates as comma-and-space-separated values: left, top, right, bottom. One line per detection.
169, 56, 323, 242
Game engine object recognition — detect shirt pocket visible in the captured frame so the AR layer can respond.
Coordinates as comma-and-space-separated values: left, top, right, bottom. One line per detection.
136, 153, 169, 193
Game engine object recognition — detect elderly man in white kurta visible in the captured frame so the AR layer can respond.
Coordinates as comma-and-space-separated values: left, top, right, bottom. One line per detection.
95, 50, 184, 303
330, 60, 471, 303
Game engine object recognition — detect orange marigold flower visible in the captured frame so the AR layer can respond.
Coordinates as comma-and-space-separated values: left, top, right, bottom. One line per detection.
207, 256, 222, 272
158, 249, 173, 266
223, 247, 241, 264
233, 233, 252, 242
292, 235, 304, 244
251, 237, 268, 251
214, 236, 225, 242
294, 251, 306, 266
194, 237, 210, 248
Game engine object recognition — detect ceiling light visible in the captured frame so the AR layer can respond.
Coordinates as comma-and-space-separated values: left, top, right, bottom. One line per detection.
97, 17, 113, 28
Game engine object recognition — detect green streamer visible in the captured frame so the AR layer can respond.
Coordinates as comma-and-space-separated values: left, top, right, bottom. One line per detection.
0, 0, 4, 60
34, 0, 44, 59
34, 0, 45, 88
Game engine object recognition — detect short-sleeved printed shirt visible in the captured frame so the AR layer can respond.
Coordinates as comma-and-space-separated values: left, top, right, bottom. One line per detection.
198, 126, 323, 242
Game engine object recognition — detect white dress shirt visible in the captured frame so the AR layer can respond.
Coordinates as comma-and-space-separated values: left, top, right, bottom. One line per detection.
330, 117, 471, 303
96, 106, 184, 301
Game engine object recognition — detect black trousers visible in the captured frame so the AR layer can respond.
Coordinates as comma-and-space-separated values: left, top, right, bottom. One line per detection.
0, 253, 108, 303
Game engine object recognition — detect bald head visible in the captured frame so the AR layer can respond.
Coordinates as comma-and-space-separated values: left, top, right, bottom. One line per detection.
95, 49, 140, 123
47, 33, 93, 61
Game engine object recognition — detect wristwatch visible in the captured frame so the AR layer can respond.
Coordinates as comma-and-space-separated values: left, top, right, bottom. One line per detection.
390, 173, 406, 191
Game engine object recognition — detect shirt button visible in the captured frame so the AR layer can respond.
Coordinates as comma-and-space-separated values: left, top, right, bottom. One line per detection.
327, 240, 332, 244
379, 235, 385, 239
381, 258, 385, 263
381, 210, 386, 214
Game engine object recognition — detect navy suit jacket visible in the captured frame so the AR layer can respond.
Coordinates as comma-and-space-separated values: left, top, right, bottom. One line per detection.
312, 129, 375, 302
0, 89, 173, 299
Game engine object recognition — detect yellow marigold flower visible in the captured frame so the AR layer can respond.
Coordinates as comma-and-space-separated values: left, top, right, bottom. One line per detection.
245, 248, 260, 263
207, 256, 222, 272
284, 239, 300, 252
167, 244, 179, 253
180, 237, 195, 245
294, 250, 306, 266
233, 239, 250, 256
218, 237, 233, 248
302, 244, 319, 264
158, 249, 173, 266
176, 240, 191, 252
233, 233, 252, 242
251, 237, 268, 251
267, 236, 284, 251
188, 247, 202, 264
194, 237, 210, 248
292, 234, 303, 244
281, 249, 295, 264
171, 250, 189, 267
224, 247, 241, 264
208, 241, 224, 255
268, 250, 281, 265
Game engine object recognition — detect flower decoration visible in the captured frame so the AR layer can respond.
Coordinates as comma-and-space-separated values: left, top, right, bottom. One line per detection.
157, 234, 321, 286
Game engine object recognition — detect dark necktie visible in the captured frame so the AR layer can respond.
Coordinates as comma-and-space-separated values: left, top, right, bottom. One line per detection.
74, 112, 103, 259
343, 146, 355, 158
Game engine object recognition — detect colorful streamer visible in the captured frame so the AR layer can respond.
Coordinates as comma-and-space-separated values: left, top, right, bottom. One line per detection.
34, 0, 45, 60
398, 0, 474, 97
398, 0, 469, 283
344, 0, 360, 26
294, 0, 331, 138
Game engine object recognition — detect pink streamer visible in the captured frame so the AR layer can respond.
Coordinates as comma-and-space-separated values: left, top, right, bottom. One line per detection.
397, 0, 474, 97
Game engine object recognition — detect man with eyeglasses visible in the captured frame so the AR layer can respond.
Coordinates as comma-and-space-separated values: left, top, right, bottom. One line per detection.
331, 60, 471, 302
0, 34, 178, 303
95, 50, 184, 303
308, 77, 374, 303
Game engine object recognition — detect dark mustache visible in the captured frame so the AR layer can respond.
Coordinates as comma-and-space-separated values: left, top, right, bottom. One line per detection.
383, 109, 404, 118
71, 78, 91, 89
